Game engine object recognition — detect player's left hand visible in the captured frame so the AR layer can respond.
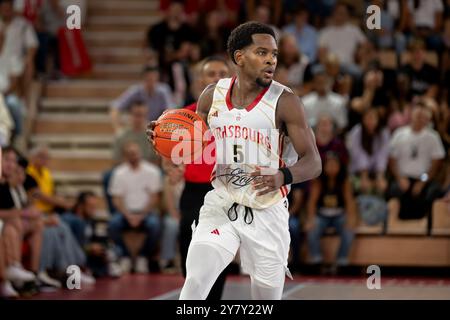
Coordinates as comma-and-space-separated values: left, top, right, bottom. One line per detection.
250, 168, 285, 196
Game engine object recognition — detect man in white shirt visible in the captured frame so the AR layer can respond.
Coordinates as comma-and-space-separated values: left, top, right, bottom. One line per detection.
318, 3, 367, 76
388, 103, 445, 220
0, 0, 38, 93
108, 141, 163, 273
302, 68, 348, 131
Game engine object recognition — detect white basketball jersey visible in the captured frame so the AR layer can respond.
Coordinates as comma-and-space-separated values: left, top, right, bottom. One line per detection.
208, 76, 298, 209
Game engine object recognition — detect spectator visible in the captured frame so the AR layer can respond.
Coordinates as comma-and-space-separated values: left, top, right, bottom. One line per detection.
26, 145, 72, 214
304, 52, 353, 97
287, 182, 307, 273
147, 1, 195, 73
315, 114, 349, 166
0, 94, 14, 146
348, 108, 390, 195
108, 142, 163, 274
318, 3, 367, 77
1, 147, 59, 288
61, 192, 122, 278
34, 0, 66, 78
112, 102, 159, 165
167, 41, 195, 106
405, 0, 444, 50
246, 0, 282, 27
105, 101, 160, 215
251, 4, 280, 39
276, 33, 310, 94
350, 62, 391, 129
282, 4, 318, 62
110, 65, 175, 135
197, 10, 230, 58
18, 153, 93, 287
388, 103, 446, 219
398, 38, 439, 101
302, 67, 348, 131
305, 152, 357, 272
0, 0, 38, 142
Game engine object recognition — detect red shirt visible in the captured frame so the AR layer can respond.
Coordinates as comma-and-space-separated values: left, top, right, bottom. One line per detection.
183, 103, 215, 183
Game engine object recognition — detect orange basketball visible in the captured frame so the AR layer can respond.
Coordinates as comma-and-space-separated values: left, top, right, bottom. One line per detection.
153, 109, 207, 162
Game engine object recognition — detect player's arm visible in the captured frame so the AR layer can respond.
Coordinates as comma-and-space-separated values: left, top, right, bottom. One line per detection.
195, 83, 216, 126
277, 92, 322, 183
252, 91, 322, 196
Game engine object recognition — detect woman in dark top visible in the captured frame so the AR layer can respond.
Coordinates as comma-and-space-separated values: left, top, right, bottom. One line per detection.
305, 152, 357, 270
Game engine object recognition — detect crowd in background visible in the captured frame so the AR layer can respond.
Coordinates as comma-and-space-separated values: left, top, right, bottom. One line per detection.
1, 0, 450, 299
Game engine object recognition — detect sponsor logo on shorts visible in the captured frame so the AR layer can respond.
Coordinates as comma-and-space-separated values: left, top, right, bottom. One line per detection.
210, 229, 220, 235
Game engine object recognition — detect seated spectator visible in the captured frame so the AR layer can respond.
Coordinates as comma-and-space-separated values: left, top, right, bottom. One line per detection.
305, 152, 357, 271
108, 142, 163, 274
405, 0, 444, 51
0, 218, 33, 298
303, 67, 348, 132
26, 145, 73, 214
398, 38, 439, 101
251, 4, 280, 39
348, 108, 390, 196
287, 182, 307, 273
350, 62, 391, 129
0, 94, 14, 147
388, 103, 446, 219
161, 159, 184, 272
318, 3, 368, 77
0, 147, 43, 288
104, 101, 160, 215
304, 52, 353, 97
110, 65, 175, 136
282, 4, 318, 62
112, 102, 159, 165
62, 192, 122, 278
315, 114, 349, 166
276, 33, 310, 95
197, 10, 230, 58
23, 147, 93, 286
0, 0, 38, 142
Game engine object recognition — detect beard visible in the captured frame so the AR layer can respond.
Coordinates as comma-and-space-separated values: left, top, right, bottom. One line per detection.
256, 77, 272, 88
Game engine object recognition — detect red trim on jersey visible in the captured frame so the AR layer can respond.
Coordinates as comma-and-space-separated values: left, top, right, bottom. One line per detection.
278, 133, 289, 197
226, 76, 270, 112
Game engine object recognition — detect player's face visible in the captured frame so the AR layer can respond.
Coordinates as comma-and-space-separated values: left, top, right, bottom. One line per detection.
240, 34, 278, 88
201, 61, 229, 87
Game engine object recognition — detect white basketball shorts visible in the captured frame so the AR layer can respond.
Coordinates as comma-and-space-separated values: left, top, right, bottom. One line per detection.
190, 189, 292, 287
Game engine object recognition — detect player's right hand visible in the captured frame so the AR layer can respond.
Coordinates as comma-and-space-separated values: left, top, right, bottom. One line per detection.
146, 121, 157, 146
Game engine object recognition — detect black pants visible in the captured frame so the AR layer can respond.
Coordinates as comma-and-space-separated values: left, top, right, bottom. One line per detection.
179, 182, 228, 300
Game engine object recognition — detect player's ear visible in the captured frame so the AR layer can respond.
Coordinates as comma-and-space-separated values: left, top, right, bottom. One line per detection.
235, 50, 244, 66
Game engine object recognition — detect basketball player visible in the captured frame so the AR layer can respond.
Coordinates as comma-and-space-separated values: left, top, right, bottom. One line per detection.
147, 22, 322, 300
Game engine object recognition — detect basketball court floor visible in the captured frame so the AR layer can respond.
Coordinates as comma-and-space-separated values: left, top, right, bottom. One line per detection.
29, 274, 450, 300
